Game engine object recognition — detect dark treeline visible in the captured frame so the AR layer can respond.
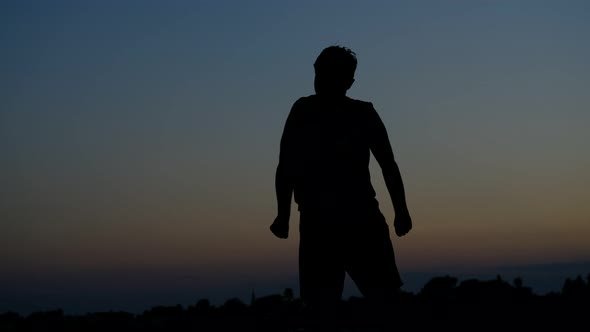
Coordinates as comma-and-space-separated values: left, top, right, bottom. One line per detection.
1, 274, 588, 331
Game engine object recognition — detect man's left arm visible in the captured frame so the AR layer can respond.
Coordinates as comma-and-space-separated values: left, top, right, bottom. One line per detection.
367, 104, 412, 237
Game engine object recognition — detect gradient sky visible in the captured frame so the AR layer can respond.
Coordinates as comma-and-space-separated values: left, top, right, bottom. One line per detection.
2, 0, 589, 314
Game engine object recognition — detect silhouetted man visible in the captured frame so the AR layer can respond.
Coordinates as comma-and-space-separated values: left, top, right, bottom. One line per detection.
270, 46, 412, 328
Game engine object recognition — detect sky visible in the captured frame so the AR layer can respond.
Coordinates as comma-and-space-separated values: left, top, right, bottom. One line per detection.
1, 0, 589, 314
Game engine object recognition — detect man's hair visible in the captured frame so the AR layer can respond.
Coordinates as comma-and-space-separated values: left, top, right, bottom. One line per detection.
313, 46, 357, 80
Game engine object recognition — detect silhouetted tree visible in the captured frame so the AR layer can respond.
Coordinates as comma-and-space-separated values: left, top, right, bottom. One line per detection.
0, 311, 22, 331
3, 273, 590, 331
562, 275, 586, 300
419, 275, 458, 300
24, 309, 65, 331
563, 276, 584, 293
192, 298, 212, 311
282, 288, 294, 302
219, 297, 249, 328
139, 304, 186, 331
514, 276, 523, 288
512, 276, 534, 298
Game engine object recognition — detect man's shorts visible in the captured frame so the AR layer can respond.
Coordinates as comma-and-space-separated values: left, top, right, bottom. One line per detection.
298, 206, 402, 305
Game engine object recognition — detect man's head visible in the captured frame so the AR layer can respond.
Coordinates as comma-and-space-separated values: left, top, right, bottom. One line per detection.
313, 46, 357, 95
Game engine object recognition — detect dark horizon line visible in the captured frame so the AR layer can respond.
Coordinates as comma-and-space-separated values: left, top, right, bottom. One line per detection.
2, 271, 589, 317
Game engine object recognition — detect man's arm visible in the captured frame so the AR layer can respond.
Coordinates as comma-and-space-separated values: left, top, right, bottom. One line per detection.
368, 104, 412, 236
270, 163, 293, 239
270, 101, 300, 239
275, 161, 294, 220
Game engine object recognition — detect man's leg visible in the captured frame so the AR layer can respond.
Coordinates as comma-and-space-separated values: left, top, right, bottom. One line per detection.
299, 220, 346, 330
345, 209, 402, 329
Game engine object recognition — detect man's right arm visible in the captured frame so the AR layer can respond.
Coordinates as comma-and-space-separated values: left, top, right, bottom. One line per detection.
270, 100, 301, 239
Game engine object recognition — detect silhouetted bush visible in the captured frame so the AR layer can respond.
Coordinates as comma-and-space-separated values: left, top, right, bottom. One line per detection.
2, 274, 588, 331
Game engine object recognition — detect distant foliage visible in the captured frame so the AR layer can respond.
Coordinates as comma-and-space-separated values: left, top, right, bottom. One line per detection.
1, 274, 588, 331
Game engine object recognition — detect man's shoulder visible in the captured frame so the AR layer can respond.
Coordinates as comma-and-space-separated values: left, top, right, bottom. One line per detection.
291, 95, 375, 115
288, 95, 313, 111
294, 95, 374, 107
345, 96, 374, 109
293, 94, 316, 104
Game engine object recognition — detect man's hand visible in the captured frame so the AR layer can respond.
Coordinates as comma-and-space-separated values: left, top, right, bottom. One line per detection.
394, 213, 412, 237
270, 216, 289, 239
